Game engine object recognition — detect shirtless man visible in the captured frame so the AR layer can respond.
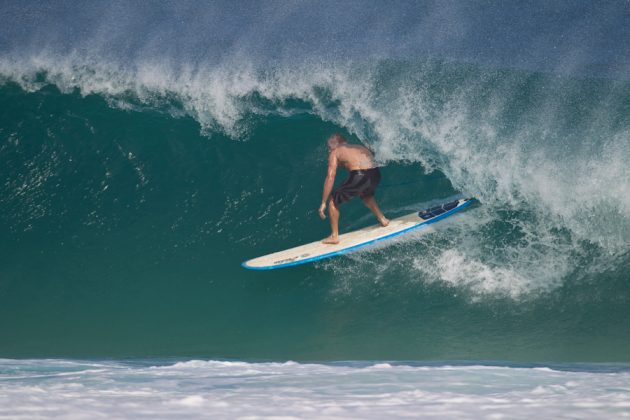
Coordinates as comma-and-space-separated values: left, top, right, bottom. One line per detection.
318, 133, 389, 244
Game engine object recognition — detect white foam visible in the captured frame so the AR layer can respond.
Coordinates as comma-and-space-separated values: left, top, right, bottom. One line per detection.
1, 359, 629, 419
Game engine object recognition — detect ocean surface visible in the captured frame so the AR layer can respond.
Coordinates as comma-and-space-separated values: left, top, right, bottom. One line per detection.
2, 359, 630, 419
1, 1, 630, 418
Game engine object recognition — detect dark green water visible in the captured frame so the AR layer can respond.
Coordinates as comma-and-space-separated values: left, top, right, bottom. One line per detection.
1, 75, 629, 361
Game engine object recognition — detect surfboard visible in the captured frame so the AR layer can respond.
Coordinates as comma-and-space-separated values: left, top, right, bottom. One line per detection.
242, 197, 475, 270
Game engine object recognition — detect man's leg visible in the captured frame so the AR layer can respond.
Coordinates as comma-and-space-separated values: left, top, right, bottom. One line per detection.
323, 197, 340, 244
361, 195, 389, 227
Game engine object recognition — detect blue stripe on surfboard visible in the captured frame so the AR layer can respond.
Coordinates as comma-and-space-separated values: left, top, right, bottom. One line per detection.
242, 198, 475, 270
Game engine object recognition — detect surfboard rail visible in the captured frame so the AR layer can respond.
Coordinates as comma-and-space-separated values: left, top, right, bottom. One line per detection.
242, 197, 475, 270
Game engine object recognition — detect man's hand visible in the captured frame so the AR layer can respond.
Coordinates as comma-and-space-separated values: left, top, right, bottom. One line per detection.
318, 202, 327, 220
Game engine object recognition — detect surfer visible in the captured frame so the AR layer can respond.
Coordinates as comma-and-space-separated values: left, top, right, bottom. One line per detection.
319, 134, 389, 244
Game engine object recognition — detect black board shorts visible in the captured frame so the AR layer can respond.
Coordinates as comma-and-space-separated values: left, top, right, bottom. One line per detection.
331, 167, 381, 206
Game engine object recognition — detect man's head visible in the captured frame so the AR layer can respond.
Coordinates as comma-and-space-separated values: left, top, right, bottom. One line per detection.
327, 133, 347, 151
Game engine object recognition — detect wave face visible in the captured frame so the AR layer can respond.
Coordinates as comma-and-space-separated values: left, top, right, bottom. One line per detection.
2, 359, 630, 419
1, 1, 629, 361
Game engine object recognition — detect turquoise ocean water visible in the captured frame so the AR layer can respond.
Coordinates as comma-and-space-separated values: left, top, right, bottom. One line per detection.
1, 1, 630, 417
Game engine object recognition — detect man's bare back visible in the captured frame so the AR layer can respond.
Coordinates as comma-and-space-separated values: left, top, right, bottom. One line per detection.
333, 144, 376, 171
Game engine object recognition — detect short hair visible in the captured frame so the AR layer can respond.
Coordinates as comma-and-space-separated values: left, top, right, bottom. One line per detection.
328, 133, 347, 147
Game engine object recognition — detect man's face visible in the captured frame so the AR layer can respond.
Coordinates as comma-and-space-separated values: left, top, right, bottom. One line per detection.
327, 139, 337, 151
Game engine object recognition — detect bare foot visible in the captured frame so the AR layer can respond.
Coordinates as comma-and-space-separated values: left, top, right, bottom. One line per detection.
322, 235, 340, 244
378, 217, 390, 227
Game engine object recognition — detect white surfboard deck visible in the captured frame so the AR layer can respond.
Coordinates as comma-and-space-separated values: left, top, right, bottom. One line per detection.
242, 198, 474, 270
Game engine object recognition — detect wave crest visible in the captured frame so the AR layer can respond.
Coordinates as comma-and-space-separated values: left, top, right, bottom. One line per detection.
2, 53, 629, 297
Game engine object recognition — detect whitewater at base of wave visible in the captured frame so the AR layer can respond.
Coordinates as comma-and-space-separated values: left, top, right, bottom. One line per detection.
1, 358, 629, 419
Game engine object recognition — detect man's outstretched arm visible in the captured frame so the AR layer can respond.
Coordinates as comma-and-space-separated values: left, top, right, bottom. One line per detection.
319, 152, 338, 219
